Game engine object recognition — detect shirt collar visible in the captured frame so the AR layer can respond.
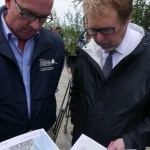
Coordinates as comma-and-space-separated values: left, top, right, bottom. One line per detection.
1, 11, 12, 40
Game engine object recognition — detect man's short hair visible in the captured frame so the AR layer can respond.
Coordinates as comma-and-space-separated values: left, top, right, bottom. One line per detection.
83, 0, 133, 23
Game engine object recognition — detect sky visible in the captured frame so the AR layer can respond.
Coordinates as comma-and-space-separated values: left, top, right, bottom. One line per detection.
0, 0, 82, 21
53, 0, 83, 20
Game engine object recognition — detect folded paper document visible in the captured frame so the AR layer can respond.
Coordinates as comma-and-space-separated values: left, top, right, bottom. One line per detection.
71, 134, 106, 150
0, 129, 107, 150
0, 129, 59, 150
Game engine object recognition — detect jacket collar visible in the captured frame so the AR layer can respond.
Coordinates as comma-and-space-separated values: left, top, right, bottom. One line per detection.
82, 38, 103, 68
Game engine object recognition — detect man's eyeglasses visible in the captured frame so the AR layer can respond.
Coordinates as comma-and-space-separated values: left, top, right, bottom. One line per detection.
86, 25, 117, 36
14, 0, 53, 23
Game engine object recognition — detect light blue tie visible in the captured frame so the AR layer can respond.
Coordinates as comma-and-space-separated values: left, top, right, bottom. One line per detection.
103, 51, 115, 77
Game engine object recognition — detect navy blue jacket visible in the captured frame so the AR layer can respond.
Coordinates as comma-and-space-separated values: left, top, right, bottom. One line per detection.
0, 6, 65, 141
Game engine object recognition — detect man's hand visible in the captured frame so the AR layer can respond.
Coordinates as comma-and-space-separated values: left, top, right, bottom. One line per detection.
107, 138, 125, 150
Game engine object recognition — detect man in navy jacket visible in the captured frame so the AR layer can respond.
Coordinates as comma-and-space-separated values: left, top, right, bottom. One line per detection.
0, 0, 65, 141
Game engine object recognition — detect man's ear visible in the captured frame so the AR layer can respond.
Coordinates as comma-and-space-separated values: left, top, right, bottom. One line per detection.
5, 0, 13, 9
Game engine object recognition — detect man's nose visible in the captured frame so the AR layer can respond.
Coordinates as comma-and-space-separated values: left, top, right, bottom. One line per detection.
95, 32, 106, 41
29, 19, 41, 30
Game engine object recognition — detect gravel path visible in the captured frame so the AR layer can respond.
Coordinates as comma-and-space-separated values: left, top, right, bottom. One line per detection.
54, 66, 73, 150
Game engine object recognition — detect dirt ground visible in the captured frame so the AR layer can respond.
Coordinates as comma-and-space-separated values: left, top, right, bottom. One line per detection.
54, 66, 73, 150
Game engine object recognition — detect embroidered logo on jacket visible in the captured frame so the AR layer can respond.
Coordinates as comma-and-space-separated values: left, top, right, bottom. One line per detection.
39, 59, 57, 71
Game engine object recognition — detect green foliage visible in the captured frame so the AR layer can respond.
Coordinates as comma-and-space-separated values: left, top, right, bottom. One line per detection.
43, 9, 84, 54
132, 0, 150, 31
62, 11, 84, 53
71, 0, 82, 8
